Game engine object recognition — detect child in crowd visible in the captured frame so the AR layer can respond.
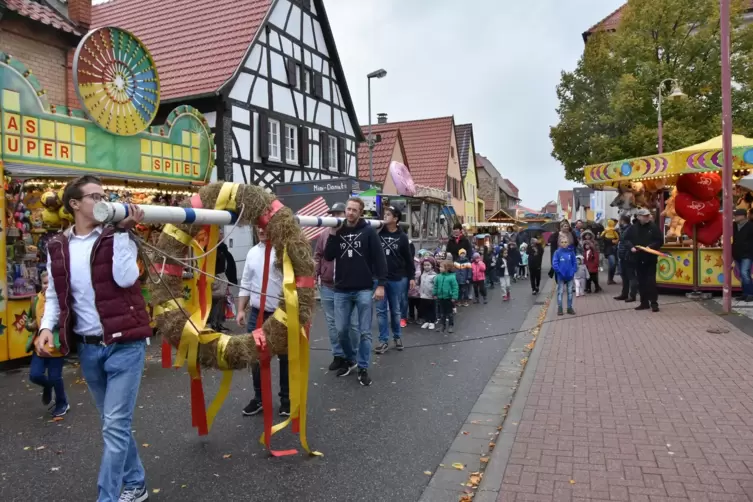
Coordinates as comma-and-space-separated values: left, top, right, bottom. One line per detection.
519, 243, 529, 278
25, 271, 69, 417
434, 260, 459, 333
407, 252, 423, 323
507, 242, 521, 282
583, 239, 602, 293
574, 255, 588, 297
498, 248, 512, 301
485, 246, 498, 290
454, 249, 472, 307
471, 252, 488, 304
418, 257, 437, 329
553, 235, 577, 316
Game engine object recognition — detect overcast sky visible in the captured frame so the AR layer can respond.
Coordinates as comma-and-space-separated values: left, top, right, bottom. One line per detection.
326, 0, 624, 209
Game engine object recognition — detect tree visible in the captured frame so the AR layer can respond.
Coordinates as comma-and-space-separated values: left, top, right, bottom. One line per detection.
551, 0, 753, 182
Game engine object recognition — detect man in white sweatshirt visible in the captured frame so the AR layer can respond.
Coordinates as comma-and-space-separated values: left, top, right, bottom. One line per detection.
236, 227, 288, 417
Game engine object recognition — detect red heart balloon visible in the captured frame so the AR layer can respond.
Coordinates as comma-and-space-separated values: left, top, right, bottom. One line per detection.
676, 172, 722, 201
674, 192, 720, 224
683, 212, 723, 245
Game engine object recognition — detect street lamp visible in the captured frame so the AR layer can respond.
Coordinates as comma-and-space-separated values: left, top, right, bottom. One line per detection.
367, 68, 387, 182
657, 78, 687, 154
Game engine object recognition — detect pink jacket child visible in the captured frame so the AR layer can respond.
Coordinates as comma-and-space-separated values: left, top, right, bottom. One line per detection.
471, 254, 487, 282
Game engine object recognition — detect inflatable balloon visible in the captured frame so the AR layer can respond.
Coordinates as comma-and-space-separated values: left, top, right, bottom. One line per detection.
676, 172, 722, 201
674, 192, 720, 225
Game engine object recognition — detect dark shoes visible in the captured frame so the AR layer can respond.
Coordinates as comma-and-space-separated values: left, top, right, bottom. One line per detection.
651, 304, 660, 313
635, 304, 650, 311
557, 307, 563, 316
567, 308, 576, 315
242, 398, 263, 416
625, 297, 636, 303
607, 280, 617, 285
329, 356, 344, 371
357, 368, 372, 386
336, 360, 357, 377
394, 338, 404, 351
279, 400, 291, 417
448, 326, 454, 333
614, 296, 626, 301
374, 342, 389, 355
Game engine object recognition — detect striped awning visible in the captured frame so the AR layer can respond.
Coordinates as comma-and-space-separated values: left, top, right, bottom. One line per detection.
295, 196, 330, 241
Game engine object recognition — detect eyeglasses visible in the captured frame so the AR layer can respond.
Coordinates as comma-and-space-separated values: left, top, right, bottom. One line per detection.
79, 193, 105, 202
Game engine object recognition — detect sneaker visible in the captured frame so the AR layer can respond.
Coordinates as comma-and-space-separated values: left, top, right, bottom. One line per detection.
42, 385, 52, 406
328, 356, 344, 371
448, 326, 454, 333
613, 295, 627, 301
336, 360, 357, 377
400, 319, 407, 328
119, 485, 148, 502
428, 323, 435, 330
567, 308, 576, 315
279, 400, 291, 417
483, 298, 488, 304
635, 304, 650, 311
394, 338, 403, 351
242, 398, 263, 416
421, 322, 430, 329
651, 305, 660, 313
357, 368, 372, 386
557, 307, 563, 316
51, 403, 70, 417
375, 342, 389, 354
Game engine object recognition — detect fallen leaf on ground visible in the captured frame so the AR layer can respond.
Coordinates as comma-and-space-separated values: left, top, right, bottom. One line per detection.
152, 489, 161, 494
439, 464, 445, 468
181, 484, 187, 488
52, 417, 64, 422
422, 408, 427, 411
213, 474, 220, 477
35, 446, 45, 450
452, 462, 465, 470
569, 479, 576, 484
423, 471, 432, 475
74, 378, 86, 385
222, 454, 232, 459
480, 456, 490, 463
470, 420, 480, 424
50, 467, 60, 472
462, 431, 469, 435
329, 408, 337, 412
489, 442, 496, 448
142, 444, 149, 448
468, 472, 482, 486
23, 447, 30, 451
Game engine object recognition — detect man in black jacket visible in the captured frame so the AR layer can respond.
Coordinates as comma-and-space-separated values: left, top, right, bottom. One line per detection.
446, 223, 472, 259
733, 208, 753, 301
324, 197, 387, 386
375, 206, 415, 354
614, 215, 638, 302
622, 209, 663, 312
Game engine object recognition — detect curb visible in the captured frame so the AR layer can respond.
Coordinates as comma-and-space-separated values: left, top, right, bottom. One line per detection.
418, 275, 554, 502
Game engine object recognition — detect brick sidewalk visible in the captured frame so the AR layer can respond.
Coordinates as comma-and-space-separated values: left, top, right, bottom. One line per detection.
495, 286, 753, 502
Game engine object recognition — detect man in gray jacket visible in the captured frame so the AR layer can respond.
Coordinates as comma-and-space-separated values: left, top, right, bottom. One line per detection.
314, 202, 358, 370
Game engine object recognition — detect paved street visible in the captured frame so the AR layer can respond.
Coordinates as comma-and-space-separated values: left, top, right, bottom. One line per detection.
485, 282, 753, 502
0, 277, 541, 502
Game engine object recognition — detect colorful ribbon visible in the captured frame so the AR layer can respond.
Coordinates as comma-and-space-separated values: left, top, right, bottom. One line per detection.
258, 200, 283, 228
150, 263, 184, 277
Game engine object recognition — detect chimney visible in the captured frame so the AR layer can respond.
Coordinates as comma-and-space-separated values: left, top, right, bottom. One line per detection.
67, 0, 92, 30
377, 113, 388, 124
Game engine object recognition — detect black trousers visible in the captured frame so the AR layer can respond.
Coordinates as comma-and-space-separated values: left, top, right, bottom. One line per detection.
635, 262, 658, 306
419, 298, 436, 323
620, 261, 638, 299
408, 297, 420, 320
438, 299, 454, 326
472, 280, 487, 300
529, 267, 541, 291
586, 272, 600, 291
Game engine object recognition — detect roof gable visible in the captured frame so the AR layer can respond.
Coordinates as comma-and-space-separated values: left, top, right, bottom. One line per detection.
557, 190, 573, 210
365, 116, 455, 189
5, 0, 81, 35
454, 123, 475, 179
356, 128, 404, 183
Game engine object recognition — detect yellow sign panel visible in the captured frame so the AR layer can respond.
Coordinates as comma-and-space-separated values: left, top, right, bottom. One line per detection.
656, 248, 694, 286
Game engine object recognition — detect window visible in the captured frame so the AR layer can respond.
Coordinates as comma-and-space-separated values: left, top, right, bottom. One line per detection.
268, 119, 280, 161
328, 135, 338, 171
285, 124, 298, 164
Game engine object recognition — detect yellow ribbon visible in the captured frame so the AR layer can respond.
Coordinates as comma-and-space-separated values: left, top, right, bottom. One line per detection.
154, 298, 185, 317
162, 224, 194, 246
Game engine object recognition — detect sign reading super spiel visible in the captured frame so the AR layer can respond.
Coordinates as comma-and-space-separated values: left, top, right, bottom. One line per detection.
0, 50, 214, 182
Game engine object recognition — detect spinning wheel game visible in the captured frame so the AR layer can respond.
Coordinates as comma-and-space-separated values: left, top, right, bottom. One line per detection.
73, 27, 160, 136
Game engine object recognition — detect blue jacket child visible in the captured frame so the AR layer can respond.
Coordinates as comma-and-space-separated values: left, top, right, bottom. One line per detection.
552, 246, 578, 282
454, 251, 472, 285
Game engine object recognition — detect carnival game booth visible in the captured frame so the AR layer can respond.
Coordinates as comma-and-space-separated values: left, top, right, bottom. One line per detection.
0, 42, 215, 361
584, 134, 753, 292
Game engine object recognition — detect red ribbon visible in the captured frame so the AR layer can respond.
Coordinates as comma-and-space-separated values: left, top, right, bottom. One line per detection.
295, 276, 315, 288
257, 200, 283, 229
191, 367, 208, 436
161, 340, 172, 369
151, 263, 184, 277
190, 193, 203, 209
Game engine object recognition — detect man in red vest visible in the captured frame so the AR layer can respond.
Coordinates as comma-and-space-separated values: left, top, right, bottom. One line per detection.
37, 175, 150, 502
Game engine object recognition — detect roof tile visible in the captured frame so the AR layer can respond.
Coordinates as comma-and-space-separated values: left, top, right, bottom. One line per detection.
364, 117, 454, 189
356, 129, 400, 183
92, 0, 270, 101
5, 0, 81, 35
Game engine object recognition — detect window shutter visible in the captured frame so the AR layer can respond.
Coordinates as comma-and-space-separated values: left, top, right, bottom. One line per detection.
299, 126, 309, 166
259, 113, 269, 160
313, 72, 323, 98
337, 137, 346, 174
280, 124, 287, 164
299, 65, 308, 92
321, 131, 329, 169
286, 59, 297, 87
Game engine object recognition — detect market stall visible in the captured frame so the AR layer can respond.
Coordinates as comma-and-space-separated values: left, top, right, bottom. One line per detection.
0, 46, 215, 361
584, 134, 753, 291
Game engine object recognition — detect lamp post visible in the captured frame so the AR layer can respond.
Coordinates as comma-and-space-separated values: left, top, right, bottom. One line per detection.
367, 68, 387, 183
657, 78, 687, 154
720, 0, 733, 313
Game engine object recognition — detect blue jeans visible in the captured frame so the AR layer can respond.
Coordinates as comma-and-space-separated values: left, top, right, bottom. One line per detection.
737, 259, 753, 297
247, 308, 289, 402
376, 278, 406, 343
557, 279, 574, 310
29, 354, 67, 406
320, 284, 358, 358
78, 340, 146, 502
607, 254, 617, 282
401, 279, 409, 321
334, 288, 374, 369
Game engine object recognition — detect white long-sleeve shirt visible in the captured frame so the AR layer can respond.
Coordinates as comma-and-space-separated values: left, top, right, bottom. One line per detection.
238, 242, 282, 312
40, 226, 141, 336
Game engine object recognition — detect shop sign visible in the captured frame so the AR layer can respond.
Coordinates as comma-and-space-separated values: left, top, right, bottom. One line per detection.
0, 53, 214, 182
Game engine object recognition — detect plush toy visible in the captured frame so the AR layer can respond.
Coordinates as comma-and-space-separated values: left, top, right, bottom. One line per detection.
676, 172, 722, 201
41, 190, 61, 210
683, 212, 723, 246
674, 192, 720, 225
58, 206, 74, 223
600, 220, 619, 243
42, 208, 61, 228
660, 188, 686, 239
30, 208, 44, 230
